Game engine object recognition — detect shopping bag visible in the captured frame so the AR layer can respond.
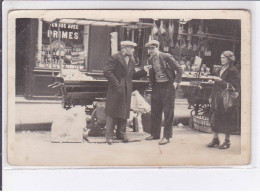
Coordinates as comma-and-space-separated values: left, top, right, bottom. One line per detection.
221, 88, 239, 112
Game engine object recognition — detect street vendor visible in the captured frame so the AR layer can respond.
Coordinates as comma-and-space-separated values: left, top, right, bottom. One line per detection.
103, 40, 147, 145
144, 40, 183, 145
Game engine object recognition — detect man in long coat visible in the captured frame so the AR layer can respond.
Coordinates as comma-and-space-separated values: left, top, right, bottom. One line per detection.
103, 41, 147, 144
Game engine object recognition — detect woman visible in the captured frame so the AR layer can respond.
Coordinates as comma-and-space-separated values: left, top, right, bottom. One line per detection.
208, 51, 240, 149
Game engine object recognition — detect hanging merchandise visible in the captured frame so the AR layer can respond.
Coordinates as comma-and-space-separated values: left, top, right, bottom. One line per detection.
187, 22, 193, 50
187, 22, 193, 41
168, 20, 175, 47
126, 28, 130, 40
201, 26, 210, 55
187, 41, 192, 50
159, 33, 170, 52
152, 20, 159, 40
175, 40, 180, 49
177, 23, 182, 40
192, 40, 198, 51
181, 38, 187, 49
197, 21, 205, 40
138, 28, 142, 43
159, 20, 167, 35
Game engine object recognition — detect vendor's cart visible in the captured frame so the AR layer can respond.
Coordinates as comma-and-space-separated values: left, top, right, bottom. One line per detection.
181, 72, 215, 133
181, 73, 215, 117
50, 77, 150, 109
50, 78, 150, 137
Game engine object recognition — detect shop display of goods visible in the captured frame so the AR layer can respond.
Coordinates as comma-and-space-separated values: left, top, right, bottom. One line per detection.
57, 69, 94, 81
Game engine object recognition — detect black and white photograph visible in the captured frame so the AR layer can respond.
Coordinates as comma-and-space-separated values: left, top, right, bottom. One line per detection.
6, 10, 250, 166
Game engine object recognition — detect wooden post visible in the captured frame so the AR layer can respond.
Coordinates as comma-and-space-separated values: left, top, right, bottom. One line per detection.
49, 23, 54, 77
37, 19, 42, 65
132, 29, 135, 42
57, 19, 62, 75
83, 25, 90, 70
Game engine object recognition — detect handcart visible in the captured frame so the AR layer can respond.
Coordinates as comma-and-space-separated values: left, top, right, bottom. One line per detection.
186, 81, 214, 117
50, 77, 150, 110
184, 81, 214, 133
49, 77, 150, 136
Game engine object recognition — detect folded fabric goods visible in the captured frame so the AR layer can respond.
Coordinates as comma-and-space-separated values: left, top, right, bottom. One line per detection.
131, 90, 151, 113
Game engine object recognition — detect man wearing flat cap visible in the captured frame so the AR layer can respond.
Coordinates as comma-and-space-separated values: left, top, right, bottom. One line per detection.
145, 40, 183, 145
103, 41, 147, 145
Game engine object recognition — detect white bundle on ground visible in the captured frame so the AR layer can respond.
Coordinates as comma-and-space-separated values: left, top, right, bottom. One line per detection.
51, 106, 86, 143
131, 90, 151, 114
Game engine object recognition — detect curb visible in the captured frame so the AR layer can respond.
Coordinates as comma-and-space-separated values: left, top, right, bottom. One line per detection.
15, 117, 190, 132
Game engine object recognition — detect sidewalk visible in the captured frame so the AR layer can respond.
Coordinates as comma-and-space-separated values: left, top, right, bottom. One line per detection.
11, 126, 242, 166
15, 97, 191, 131
12, 97, 242, 167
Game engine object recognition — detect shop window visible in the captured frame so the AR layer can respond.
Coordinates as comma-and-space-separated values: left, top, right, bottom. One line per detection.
36, 20, 89, 71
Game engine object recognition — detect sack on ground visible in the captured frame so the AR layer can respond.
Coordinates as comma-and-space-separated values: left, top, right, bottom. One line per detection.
131, 90, 151, 113
51, 106, 86, 143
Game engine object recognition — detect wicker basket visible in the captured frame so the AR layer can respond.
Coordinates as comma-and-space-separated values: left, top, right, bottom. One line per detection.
192, 115, 212, 133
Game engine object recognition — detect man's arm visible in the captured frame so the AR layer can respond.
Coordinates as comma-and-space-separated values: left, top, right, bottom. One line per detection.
103, 57, 120, 87
132, 68, 147, 80
165, 54, 183, 83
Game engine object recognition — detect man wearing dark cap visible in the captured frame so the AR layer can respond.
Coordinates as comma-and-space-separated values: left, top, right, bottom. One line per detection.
145, 40, 183, 145
103, 41, 147, 145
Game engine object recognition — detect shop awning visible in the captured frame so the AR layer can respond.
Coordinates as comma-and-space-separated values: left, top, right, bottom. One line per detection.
43, 18, 154, 29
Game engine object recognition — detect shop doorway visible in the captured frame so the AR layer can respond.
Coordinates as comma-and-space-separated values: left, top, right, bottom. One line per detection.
15, 18, 29, 95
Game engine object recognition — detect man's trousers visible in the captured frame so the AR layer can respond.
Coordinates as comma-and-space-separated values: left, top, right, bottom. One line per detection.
151, 81, 175, 139
105, 115, 127, 139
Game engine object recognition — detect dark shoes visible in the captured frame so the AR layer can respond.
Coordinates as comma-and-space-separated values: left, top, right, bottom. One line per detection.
207, 138, 220, 148
159, 138, 170, 145
116, 132, 129, 143
145, 136, 160, 141
121, 136, 129, 143
146, 136, 170, 145
219, 140, 231, 149
106, 138, 113, 145
207, 138, 231, 149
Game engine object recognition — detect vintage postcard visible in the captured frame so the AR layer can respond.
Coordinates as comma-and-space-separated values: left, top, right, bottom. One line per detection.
6, 10, 250, 166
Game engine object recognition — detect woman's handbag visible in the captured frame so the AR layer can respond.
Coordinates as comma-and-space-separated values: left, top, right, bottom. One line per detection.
221, 84, 239, 111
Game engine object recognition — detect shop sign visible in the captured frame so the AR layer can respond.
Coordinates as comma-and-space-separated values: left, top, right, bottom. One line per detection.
42, 21, 84, 46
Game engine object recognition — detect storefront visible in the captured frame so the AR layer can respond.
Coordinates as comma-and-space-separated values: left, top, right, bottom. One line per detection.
141, 18, 241, 70
16, 18, 241, 100
15, 18, 153, 99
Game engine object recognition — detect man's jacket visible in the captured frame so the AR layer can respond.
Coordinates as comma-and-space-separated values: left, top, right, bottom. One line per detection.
148, 52, 183, 87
